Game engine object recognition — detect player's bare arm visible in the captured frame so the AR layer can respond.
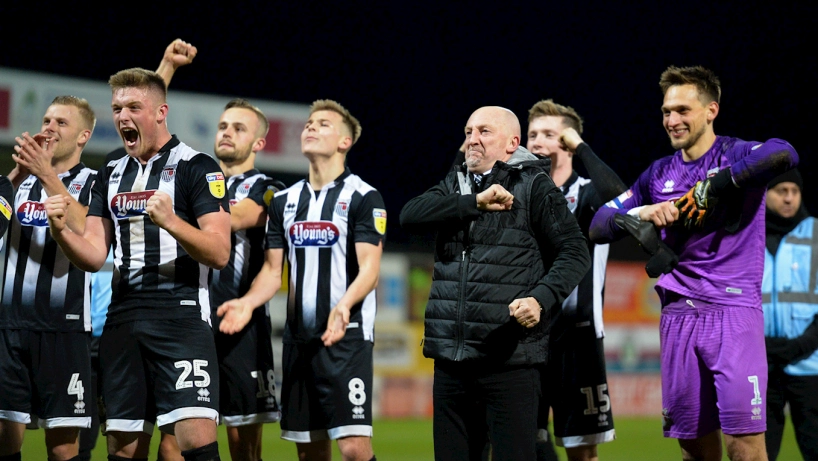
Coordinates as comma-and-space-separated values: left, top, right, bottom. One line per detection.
476, 184, 514, 211
217, 247, 284, 334
638, 201, 679, 228
14, 132, 89, 234
46, 199, 111, 272
145, 190, 230, 269
322, 241, 383, 347
229, 197, 266, 232
155, 38, 197, 87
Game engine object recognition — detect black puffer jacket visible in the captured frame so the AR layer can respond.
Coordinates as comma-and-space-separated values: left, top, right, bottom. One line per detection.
401, 148, 590, 366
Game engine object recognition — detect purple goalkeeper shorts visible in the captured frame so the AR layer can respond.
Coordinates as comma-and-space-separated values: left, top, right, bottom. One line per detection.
659, 294, 767, 439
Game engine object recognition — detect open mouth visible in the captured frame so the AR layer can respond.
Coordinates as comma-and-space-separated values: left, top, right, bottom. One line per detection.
121, 127, 138, 146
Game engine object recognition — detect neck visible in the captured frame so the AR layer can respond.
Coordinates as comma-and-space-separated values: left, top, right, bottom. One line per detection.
52, 151, 81, 175
136, 131, 173, 165
550, 162, 572, 188
307, 153, 346, 190
220, 155, 256, 178
681, 131, 717, 162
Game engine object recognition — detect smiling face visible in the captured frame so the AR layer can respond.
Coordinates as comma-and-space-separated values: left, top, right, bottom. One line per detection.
214, 107, 264, 164
661, 84, 718, 157
301, 110, 351, 158
463, 106, 520, 173
41, 103, 90, 163
526, 115, 571, 166
111, 85, 167, 160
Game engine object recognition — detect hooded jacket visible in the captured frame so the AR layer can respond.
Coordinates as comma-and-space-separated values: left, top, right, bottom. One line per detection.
400, 147, 590, 366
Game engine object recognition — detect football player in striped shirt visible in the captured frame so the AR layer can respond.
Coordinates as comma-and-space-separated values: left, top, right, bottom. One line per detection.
46, 68, 231, 461
0, 95, 97, 461
218, 100, 385, 461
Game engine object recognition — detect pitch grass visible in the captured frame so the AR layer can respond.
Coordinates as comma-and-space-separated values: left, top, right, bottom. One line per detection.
20, 417, 800, 460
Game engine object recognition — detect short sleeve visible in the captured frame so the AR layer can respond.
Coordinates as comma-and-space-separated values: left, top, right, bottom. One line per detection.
351, 190, 387, 246
265, 193, 288, 250
76, 171, 97, 207
88, 165, 111, 220
180, 154, 231, 218
247, 177, 283, 209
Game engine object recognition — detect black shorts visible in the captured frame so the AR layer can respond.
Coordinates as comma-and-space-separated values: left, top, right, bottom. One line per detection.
539, 326, 615, 448
280, 339, 373, 442
99, 318, 219, 434
0, 329, 94, 428
215, 313, 280, 426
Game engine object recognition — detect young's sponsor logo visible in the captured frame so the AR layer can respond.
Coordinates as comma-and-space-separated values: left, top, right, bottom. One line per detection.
110, 191, 156, 219
16, 201, 48, 226
289, 221, 339, 247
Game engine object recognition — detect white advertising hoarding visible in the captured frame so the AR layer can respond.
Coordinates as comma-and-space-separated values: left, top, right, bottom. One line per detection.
0, 67, 310, 173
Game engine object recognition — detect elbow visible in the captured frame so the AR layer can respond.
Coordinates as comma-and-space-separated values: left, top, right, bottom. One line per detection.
210, 242, 231, 270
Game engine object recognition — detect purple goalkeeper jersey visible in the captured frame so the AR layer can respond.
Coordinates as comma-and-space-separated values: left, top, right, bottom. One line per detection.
591, 136, 798, 307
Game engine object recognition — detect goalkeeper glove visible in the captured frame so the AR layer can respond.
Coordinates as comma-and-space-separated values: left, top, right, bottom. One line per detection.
675, 167, 735, 229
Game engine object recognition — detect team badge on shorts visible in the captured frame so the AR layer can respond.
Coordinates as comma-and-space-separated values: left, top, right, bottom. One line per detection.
206, 172, 226, 199
373, 208, 386, 235
0, 196, 11, 221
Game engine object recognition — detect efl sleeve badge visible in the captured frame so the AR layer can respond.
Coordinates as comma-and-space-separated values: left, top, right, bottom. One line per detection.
373, 208, 387, 235
206, 172, 226, 199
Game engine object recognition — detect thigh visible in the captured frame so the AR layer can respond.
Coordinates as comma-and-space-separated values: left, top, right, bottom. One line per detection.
280, 340, 374, 442
99, 322, 153, 434
660, 307, 718, 439
139, 318, 220, 431
549, 334, 615, 448
706, 307, 766, 436
31, 331, 94, 429
786, 374, 818, 459
432, 362, 487, 461
0, 329, 33, 423
483, 366, 540, 461
215, 316, 280, 427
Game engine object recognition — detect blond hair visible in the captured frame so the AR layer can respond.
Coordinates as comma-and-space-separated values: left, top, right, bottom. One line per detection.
527, 99, 584, 134
108, 67, 167, 101
309, 99, 362, 146
50, 95, 96, 132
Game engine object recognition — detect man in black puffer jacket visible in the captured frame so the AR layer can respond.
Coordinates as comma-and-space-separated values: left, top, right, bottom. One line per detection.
400, 106, 590, 461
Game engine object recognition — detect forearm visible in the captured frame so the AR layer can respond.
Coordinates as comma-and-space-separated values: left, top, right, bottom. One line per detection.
239, 263, 282, 309
7, 166, 29, 189
574, 143, 628, 204
589, 207, 632, 243
39, 173, 88, 234
400, 190, 479, 233
731, 139, 799, 187
51, 228, 106, 272
164, 214, 230, 269
334, 260, 379, 311
530, 232, 590, 311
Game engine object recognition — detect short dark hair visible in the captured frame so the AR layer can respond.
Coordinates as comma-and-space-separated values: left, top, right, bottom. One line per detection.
108, 68, 167, 101
224, 98, 269, 138
659, 66, 721, 104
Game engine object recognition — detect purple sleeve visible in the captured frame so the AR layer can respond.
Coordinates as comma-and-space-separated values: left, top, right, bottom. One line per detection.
729, 138, 798, 187
588, 166, 654, 243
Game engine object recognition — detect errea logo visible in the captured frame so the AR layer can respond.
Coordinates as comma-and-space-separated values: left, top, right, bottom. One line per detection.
662, 180, 675, 193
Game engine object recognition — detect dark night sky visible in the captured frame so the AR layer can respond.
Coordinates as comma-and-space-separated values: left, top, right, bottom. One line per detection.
1, 3, 815, 246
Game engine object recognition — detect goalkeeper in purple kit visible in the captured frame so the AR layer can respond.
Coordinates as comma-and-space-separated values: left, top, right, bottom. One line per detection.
589, 66, 798, 461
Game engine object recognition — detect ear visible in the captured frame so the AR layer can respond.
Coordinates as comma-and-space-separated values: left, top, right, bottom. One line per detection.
77, 129, 92, 147
252, 137, 266, 153
506, 134, 520, 153
706, 101, 719, 122
156, 103, 169, 124
338, 135, 353, 152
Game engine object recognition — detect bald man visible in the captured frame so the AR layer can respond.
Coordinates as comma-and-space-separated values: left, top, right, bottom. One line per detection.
400, 106, 590, 461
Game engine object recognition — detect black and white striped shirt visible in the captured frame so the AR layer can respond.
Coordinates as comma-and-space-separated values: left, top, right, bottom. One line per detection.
0, 164, 96, 332
266, 168, 385, 344
210, 169, 282, 330
88, 136, 230, 325
560, 173, 608, 339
